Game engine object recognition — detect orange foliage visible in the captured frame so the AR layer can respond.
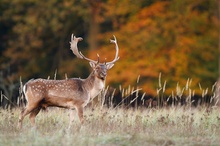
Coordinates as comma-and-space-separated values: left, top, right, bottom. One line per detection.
0, 0, 218, 97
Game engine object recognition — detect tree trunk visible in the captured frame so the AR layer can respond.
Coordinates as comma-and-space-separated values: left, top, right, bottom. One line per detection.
88, 1, 101, 51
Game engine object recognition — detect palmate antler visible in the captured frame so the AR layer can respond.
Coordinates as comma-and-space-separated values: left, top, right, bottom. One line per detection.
107, 35, 120, 65
70, 34, 119, 64
69, 34, 83, 59
70, 34, 98, 64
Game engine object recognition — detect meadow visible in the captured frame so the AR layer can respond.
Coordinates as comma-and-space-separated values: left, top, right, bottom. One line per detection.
0, 106, 219, 146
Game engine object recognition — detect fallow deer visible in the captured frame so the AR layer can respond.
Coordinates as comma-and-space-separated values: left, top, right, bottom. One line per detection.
18, 34, 119, 128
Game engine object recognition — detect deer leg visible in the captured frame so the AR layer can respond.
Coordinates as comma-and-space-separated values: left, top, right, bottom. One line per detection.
18, 108, 26, 129
29, 107, 41, 127
18, 103, 39, 129
68, 109, 76, 129
76, 106, 84, 124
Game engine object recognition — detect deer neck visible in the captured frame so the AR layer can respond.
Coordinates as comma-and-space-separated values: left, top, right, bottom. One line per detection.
84, 71, 105, 99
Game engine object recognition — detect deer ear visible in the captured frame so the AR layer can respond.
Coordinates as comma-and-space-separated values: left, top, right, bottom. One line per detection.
89, 62, 96, 68
106, 63, 114, 69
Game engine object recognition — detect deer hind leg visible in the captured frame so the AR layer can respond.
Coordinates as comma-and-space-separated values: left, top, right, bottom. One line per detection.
29, 107, 41, 127
18, 108, 26, 129
18, 103, 39, 129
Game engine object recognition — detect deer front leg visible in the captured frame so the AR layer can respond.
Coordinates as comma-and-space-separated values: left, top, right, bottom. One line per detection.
68, 109, 76, 129
76, 106, 84, 124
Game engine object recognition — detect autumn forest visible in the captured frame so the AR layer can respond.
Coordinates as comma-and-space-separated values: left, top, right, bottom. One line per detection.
0, 0, 219, 106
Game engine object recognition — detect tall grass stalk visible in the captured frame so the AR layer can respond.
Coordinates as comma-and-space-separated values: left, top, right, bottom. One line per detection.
0, 107, 219, 146
0, 73, 220, 145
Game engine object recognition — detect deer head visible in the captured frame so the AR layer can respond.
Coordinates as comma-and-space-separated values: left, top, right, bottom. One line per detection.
70, 34, 119, 80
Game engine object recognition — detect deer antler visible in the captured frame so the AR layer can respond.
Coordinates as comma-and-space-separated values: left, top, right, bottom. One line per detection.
70, 34, 97, 64
70, 34, 83, 59
106, 35, 120, 65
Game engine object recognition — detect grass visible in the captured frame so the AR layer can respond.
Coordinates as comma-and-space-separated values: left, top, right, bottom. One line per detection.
0, 106, 219, 146
0, 74, 220, 145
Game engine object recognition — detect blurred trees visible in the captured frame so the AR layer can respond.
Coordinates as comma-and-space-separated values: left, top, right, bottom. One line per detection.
99, 0, 219, 95
0, 0, 219, 97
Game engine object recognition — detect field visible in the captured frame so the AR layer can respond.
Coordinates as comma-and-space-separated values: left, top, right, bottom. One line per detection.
0, 106, 219, 146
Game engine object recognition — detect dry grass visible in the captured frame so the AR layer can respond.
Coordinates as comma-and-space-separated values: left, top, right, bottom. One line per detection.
0, 106, 219, 146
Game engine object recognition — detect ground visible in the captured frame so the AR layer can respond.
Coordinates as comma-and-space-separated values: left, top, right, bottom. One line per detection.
0, 106, 219, 146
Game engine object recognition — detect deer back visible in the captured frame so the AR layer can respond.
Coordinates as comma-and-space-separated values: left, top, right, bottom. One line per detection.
23, 78, 92, 108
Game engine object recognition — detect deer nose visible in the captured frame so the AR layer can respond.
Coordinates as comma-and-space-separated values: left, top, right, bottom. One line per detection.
101, 71, 107, 77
